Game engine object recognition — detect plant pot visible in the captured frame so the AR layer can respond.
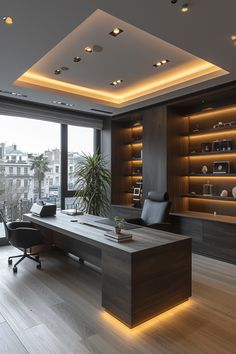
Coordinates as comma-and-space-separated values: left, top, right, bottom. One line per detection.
115, 226, 121, 234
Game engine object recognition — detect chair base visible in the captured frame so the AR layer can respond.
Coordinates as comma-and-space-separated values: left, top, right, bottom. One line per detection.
8, 249, 41, 273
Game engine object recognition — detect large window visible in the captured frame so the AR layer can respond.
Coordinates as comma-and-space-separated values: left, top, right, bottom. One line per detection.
0, 115, 60, 238
67, 125, 94, 191
0, 115, 97, 239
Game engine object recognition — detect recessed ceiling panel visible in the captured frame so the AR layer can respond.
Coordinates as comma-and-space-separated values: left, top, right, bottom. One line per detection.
15, 9, 228, 108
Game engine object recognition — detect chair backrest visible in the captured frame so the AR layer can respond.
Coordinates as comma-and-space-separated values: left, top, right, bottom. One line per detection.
141, 191, 171, 226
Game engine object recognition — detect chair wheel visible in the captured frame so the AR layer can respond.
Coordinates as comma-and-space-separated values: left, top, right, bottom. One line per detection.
8, 259, 12, 265
37, 264, 41, 270
13, 267, 17, 273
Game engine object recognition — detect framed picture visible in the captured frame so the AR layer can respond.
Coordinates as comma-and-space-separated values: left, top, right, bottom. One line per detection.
213, 161, 230, 174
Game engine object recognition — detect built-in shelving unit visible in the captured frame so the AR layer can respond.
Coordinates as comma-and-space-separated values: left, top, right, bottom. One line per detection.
168, 103, 236, 218
111, 116, 143, 208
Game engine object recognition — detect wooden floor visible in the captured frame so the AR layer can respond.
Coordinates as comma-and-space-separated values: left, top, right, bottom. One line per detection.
0, 246, 235, 354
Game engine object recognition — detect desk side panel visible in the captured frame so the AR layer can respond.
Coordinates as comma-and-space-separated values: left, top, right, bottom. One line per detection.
132, 238, 192, 326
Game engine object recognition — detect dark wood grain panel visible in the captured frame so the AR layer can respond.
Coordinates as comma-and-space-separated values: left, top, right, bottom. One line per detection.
143, 105, 167, 200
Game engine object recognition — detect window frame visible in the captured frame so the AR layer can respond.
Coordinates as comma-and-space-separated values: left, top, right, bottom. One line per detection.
60, 124, 100, 210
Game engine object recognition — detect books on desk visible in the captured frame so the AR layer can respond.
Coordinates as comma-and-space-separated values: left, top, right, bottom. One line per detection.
61, 209, 83, 216
104, 231, 133, 242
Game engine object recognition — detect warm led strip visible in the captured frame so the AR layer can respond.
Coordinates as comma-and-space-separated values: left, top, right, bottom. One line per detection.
16, 62, 225, 107
188, 106, 236, 120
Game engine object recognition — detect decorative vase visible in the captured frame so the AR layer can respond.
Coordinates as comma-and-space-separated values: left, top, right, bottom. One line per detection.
232, 186, 236, 199
201, 165, 208, 174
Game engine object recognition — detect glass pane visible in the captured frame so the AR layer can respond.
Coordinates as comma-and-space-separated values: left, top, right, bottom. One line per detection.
67, 126, 94, 191
0, 115, 60, 236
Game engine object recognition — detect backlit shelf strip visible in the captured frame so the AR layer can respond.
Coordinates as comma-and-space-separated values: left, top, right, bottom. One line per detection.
182, 194, 236, 202
188, 150, 236, 157
189, 174, 236, 177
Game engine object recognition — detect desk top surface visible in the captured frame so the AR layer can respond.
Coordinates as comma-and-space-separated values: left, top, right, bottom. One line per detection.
24, 212, 190, 253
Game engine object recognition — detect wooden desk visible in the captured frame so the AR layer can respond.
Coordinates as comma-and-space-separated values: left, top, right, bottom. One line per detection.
24, 213, 192, 328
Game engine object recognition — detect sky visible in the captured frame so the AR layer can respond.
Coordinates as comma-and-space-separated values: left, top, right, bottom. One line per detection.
0, 115, 94, 154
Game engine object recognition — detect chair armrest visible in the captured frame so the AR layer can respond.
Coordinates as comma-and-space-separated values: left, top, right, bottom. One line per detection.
7, 221, 33, 229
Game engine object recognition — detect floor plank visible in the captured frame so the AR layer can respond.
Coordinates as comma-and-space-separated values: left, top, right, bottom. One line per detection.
0, 322, 28, 354
0, 246, 235, 354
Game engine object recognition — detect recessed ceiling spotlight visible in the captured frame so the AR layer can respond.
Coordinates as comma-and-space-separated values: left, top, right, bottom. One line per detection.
153, 59, 169, 67
73, 56, 81, 62
181, 3, 189, 12
51, 100, 74, 107
110, 79, 123, 86
54, 69, 61, 75
231, 35, 236, 45
84, 46, 93, 53
171, 0, 178, 3
109, 27, 123, 37
3, 16, 13, 25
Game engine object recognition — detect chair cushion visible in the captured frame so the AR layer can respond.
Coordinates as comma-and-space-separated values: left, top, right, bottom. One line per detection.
141, 199, 170, 226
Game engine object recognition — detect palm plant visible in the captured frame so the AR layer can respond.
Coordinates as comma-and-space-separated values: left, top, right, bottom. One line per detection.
74, 151, 111, 216
31, 154, 49, 199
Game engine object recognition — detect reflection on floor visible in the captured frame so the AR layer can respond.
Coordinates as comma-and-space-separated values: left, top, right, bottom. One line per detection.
0, 245, 235, 353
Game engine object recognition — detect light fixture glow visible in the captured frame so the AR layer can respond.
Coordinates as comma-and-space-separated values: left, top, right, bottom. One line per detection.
3, 16, 13, 25
84, 46, 93, 53
109, 27, 124, 37
153, 59, 169, 67
181, 3, 189, 12
110, 79, 123, 86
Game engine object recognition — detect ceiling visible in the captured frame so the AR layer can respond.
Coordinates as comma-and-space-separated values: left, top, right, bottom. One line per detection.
1, 0, 236, 117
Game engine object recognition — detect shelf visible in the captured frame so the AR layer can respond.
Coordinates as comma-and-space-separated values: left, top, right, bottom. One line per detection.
189, 173, 236, 177
188, 150, 236, 157
182, 194, 236, 202
184, 125, 236, 137
125, 139, 142, 145
170, 211, 236, 225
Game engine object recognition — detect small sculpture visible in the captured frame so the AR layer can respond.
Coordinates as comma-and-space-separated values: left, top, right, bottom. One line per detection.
220, 190, 228, 197
232, 187, 236, 199
201, 165, 208, 174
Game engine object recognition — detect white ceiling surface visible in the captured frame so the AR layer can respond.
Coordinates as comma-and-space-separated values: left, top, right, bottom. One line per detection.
0, 0, 236, 116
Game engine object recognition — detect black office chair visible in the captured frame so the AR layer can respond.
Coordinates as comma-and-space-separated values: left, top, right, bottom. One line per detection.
126, 191, 171, 230
0, 212, 44, 273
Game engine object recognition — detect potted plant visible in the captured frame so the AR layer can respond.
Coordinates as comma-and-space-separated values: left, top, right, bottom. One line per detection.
114, 216, 125, 234
74, 151, 111, 216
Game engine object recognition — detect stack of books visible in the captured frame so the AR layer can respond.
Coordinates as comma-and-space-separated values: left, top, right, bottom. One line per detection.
61, 209, 83, 216
104, 230, 133, 243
